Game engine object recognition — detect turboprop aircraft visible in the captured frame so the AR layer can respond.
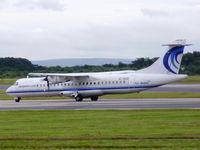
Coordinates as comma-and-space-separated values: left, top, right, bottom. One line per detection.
6, 39, 191, 102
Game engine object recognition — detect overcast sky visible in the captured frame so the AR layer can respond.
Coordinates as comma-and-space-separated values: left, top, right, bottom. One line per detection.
0, 0, 199, 60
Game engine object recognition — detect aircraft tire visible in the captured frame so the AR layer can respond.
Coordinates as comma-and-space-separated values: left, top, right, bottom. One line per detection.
75, 96, 83, 102
91, 96, 98, 101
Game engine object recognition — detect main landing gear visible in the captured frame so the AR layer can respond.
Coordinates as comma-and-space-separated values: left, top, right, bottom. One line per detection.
74, 96, 99, 102
75, 95, 83, 102
91, 96, 98, 101
14, 97, 21, 102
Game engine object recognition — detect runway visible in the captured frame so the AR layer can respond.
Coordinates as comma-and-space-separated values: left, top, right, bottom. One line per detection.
1, 98, 200, 110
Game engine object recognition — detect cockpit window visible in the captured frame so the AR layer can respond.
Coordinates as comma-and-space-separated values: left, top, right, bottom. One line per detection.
14, 82, 18, 86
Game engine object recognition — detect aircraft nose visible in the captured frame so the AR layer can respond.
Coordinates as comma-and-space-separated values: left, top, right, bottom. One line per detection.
6, 86, 12, 94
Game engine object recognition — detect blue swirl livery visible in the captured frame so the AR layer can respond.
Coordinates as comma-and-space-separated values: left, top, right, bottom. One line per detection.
137, 40, 191, 74
163, 46, 184, 74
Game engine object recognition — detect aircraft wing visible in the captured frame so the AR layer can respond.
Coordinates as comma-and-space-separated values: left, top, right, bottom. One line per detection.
28, 73, 89, 78
28, 73, 90, 83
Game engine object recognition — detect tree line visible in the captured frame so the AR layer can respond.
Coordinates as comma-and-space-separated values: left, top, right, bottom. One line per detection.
0, 51, 200, 78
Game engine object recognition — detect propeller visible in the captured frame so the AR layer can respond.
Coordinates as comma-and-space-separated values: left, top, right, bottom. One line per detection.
44, 76, 50, 90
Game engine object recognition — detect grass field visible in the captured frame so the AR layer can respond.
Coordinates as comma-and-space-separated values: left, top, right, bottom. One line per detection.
0, 90, 5, 94
0, 78, 17, 85
0, 76, 200, 86
0, 109, 200, 149
176, 75, 200, 84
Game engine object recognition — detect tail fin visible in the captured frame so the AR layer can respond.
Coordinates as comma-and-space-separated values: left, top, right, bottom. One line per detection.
137, 39, 191, 74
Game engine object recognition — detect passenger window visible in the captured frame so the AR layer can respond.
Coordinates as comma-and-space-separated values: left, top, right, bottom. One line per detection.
90, 82, 92, 85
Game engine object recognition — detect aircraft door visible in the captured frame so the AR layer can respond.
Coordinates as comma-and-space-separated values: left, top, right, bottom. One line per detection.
129, 75, 135, 87
43, 82, 49, 92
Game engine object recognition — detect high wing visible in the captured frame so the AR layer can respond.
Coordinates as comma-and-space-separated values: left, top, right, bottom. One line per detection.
28, 73, 90, 77
28, 73, 90, 84
28, 70, 135, 84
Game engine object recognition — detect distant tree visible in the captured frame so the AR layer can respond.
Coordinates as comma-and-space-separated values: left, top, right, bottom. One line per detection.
0, 51, 200, 78
118, 62, 128, 68
130, 57, 156, 69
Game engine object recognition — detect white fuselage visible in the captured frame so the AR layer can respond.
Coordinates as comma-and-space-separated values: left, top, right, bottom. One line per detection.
6, 39, 190, 102
6, 71, 187, 98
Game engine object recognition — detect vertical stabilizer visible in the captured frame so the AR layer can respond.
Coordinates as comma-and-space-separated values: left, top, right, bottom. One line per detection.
137, 39, 191, 74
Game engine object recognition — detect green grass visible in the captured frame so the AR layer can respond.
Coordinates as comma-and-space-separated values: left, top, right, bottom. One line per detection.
1, 139, 200, 150
0, 78, 17, 85
0, 109, 200, 149
1, 92, 200, 100
0, 90, 5, 94
176, 75, 200, 84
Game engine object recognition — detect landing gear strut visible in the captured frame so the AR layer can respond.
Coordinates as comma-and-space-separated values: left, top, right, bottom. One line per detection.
91, 96, 98, 101
14, 97, 21, 102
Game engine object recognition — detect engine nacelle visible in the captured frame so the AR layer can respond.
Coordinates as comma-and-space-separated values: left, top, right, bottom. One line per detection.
45, 76, 68, 84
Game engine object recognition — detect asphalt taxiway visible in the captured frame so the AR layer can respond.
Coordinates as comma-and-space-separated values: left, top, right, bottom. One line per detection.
1, 98, 200, 110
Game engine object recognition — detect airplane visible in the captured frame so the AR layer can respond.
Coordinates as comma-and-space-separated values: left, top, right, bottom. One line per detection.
6, 39, 191, 102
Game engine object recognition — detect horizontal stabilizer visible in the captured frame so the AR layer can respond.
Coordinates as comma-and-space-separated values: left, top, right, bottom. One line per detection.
137, 39, 191, 74
162, 39, 192, 46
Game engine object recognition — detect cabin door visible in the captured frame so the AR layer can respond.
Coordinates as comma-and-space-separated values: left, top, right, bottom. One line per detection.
129, 75, 135, 87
